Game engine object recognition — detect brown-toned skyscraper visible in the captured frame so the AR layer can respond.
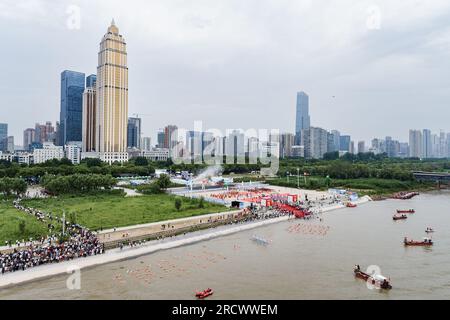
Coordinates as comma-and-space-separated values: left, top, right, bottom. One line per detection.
82, 86, 96, 152
96, 20, 129, 163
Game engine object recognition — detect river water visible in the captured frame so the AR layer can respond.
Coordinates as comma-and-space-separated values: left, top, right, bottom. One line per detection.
1, 192, 449, 300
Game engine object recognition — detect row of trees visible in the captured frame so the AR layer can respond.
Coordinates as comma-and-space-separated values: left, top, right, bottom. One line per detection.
0, 177, 27, 196
41, 174, 116, 195
0, 159, 156, 179
279, 161, 414, 181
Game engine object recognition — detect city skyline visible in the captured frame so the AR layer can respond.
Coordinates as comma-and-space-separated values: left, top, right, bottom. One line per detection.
2, 1, 450, 145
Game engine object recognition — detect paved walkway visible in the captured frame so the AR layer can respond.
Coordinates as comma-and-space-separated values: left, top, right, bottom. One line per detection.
97, 210, 241, 244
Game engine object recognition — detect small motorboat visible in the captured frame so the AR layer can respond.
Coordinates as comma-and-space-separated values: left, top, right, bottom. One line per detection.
397, 209, 415, 214
346, 203, 357, 208
195, 288, 214, 299
404, 237, 433, 246
425, 227, 435, 233
393, 214, 408, 221
353, 265, 392, 289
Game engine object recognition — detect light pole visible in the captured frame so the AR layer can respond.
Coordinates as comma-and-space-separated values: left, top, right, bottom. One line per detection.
287, 172, 290, 183
297, 168, 300, 189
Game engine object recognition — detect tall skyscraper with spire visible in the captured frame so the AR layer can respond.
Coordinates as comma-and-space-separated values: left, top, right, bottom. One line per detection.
95, 19, 129, 163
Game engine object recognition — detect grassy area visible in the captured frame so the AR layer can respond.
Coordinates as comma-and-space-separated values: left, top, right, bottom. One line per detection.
21, 193, 230, 231
268, 177, 436, 196
0, 200, 50, 244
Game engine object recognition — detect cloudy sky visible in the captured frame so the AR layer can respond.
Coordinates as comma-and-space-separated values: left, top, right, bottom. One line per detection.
1, 0, 450, 146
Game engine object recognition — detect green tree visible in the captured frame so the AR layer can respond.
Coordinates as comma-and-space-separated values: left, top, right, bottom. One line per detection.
157, 174, 171, 190
174, 198, 182, 211
134, 157, 149, 166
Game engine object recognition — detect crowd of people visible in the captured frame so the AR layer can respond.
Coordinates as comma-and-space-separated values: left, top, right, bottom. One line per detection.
1, 199, 104, 276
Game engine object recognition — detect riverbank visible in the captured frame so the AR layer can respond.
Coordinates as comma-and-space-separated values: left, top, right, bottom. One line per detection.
267, 177, 437, 197
0, 196, 371, 288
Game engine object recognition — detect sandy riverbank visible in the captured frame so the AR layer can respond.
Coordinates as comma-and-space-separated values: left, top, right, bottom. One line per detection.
0, 196, 371, 288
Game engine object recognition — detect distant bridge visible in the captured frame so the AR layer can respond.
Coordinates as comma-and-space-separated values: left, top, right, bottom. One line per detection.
413, 171, 450, 186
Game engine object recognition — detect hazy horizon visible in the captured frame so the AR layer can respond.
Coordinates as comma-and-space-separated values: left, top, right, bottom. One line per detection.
1, 0, 450, 146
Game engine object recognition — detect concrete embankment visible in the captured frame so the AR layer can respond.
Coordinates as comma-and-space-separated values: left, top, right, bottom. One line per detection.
97, 210, 243, 248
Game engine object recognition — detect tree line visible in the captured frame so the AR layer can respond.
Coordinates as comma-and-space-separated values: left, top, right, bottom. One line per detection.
41, 174, 116, 195
0, 177, 27, 197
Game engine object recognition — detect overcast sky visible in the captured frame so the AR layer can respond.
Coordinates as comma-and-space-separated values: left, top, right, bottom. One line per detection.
1, 0, 450, 146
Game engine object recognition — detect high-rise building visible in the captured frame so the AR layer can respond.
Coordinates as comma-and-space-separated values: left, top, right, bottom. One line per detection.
247, 137, 260, 159
399, 142, 410, 158
96, 20, 129, 163
186, 131, 203, 159
82, 86, 97, 152
327, 132, 336, 153
0, 123, 8, 152
226, 130, 246, 159
141, 137, 152, 152
86, 74, 97, 88
5, 136, 14, 153
0, 123, 7, 140
357, 141, 365, 154
349, 141, 355, 154
422, 129, 432, 159
331, 130, 340, 152
127, 117, 142, 149
60, 70, 85, 146
446, 133, 450, 158
439, 131, 446, 158
164, 125, 178, 149
385, 136, 399, 158
295, 92, 310, 144
157, 130, 165, 148
301, 127, 328, 159
34, 122, 55, 144
409, 130, 423, 158
339, 135, 351, 152
23, 128, 35, 151
280, 133, 295, 158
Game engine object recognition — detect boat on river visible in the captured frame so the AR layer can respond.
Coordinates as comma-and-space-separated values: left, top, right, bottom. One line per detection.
397, 209, 415, 214
393, 214, 408, 221
346, 203, 357, 208
353, 265, 392, 289
425, 227, 435, 233
195, 288, 214, 299
404, 237, 433, 246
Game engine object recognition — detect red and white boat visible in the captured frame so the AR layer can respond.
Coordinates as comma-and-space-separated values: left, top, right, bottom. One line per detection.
404, 237, 433, 246
195, 288, 214, 299
397, 209, 415, 214
346, 203, 357, 208
353, 266, 392, 289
